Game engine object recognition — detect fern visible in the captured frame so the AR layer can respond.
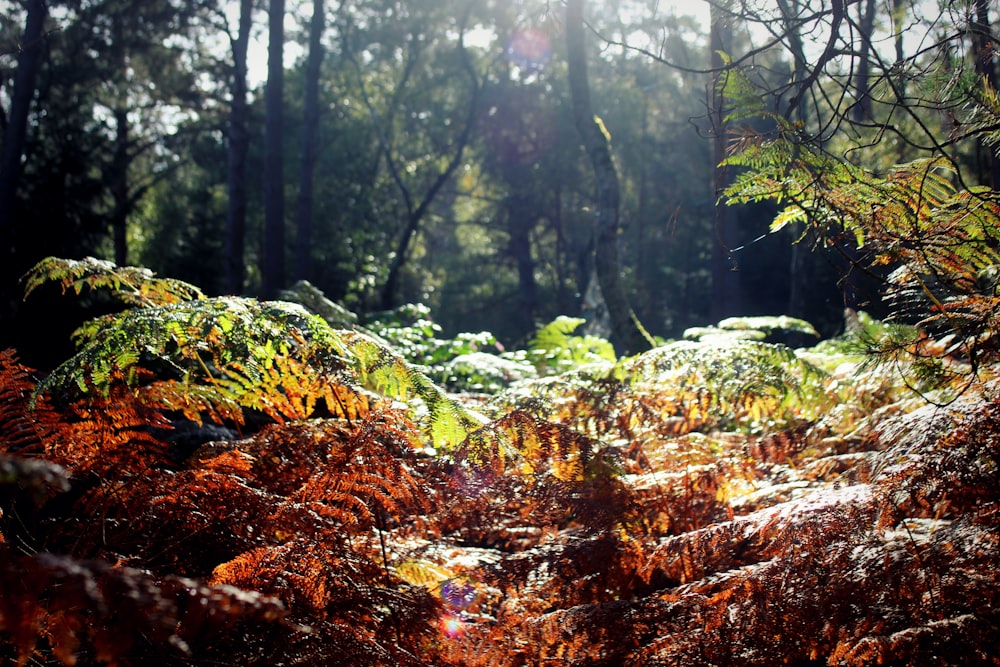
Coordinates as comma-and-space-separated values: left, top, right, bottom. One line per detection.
0, 349, 58, 455
528, 315, 617, 375
0, 547, 286, 667
27, 258, 485, 450
725, 122, 1000, 383
454, 409, 601, 483
344, 330, 487, 450
23, 255, 205, 307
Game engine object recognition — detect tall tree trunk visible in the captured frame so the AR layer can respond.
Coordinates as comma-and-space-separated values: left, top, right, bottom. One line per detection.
504, 163, 539, 335
0, 0, 48, 239
111, 106, 129, 265
262, 0, 286, 298
852, 0, 877, 123
709, 0, 740, 323
778, 0, 808, 318
973, 0, 1000, 189
294, 0, 324, 283
225, 0, 253, 295
892, 0, 906, 100
565, 0, 652, 356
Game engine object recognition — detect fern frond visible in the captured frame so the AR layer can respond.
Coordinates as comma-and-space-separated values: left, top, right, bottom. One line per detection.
37, 297, 349, 413
22, 256, 204, 307
0, 349, 59, 455
0, 547, 285, 667
454, 409, 600, 483
528, 316, 616, 375
292, 411, 427, 528
343, 331, 487, 450
619, 338, 829, 432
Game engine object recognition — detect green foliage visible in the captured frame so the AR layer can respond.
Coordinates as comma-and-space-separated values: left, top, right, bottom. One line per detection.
498, 326, 830, 440
684, 315, 820, 344
528, 316, 617, 375
439, 351, 538, 394
619, 337, 830, 432
365, 303, 499, 367
26, 258, 485, 450
23, 256, 205, 307
341, 330, 488, 449
723, 125, 1000, 388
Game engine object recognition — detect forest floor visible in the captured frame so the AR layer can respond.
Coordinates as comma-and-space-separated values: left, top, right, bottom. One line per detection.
0, 273, 998, 666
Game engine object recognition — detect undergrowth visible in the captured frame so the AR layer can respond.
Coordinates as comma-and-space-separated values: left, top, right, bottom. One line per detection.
0, 257, 998, 665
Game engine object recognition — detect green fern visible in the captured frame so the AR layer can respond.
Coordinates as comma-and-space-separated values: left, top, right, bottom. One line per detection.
344, 331, 487, 450
617, 338, 830, 431
26, 258, 486, 450
529, 316, 617, 375
23, 255, 205, 307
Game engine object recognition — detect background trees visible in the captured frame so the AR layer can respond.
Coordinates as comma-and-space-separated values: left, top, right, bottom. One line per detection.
2, 0, 996, 357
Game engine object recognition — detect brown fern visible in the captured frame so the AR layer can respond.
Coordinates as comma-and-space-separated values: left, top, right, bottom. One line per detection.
0, 546, 285, 667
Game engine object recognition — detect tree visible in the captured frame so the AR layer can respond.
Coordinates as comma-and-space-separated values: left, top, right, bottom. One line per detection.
0, 0, 48, 247
565, 0, 652, 355
971, 0, 1000, 189
709, 0, 740, 322
342, 2, 483, 311
263, 0, 286, 298
225, 0, 254, 295
294, 0, 325, 283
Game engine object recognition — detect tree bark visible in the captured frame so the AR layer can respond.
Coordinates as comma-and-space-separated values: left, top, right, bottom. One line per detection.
262, 0, 286, 298
225, 0, 253, 295
504, 163, 539, 334
709, 0, 740, 323
111, 106, 129, 265
565, 0, 652, 356
972, 0, 1000, 189
777, 0, 808, 318
0, 0, 48, 240
852, 0, 876, 123
294, 0, 324, 283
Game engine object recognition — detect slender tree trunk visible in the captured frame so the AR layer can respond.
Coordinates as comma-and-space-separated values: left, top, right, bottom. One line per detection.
225, 0, 253, 295
778, 0, 808, 318
111, 107, 129, 265
973, 0, 1000, 189
294, 0, 324, 283
504, 163, 539, 334
0, 0, 48, 238
262, 0, 286, 298
709, 0, 740, 323
378, 14, 480, 310
565, 0, 652, 355
852, 0, 876, 122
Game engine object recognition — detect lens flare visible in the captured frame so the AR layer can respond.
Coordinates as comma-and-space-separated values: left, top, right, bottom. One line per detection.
507, 28, 551, 71
441, 613, 465, 638
441, 576, 479, 610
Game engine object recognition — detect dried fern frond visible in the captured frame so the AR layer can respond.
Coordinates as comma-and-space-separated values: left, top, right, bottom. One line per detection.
0, 349, 60, 456
0, 547, 285, 667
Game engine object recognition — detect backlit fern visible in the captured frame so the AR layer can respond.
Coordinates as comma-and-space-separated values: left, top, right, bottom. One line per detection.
26, 257, 483, 449
23, 255, 205, 307
6, 256, 1000, 666
723, 102, 1000, 386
